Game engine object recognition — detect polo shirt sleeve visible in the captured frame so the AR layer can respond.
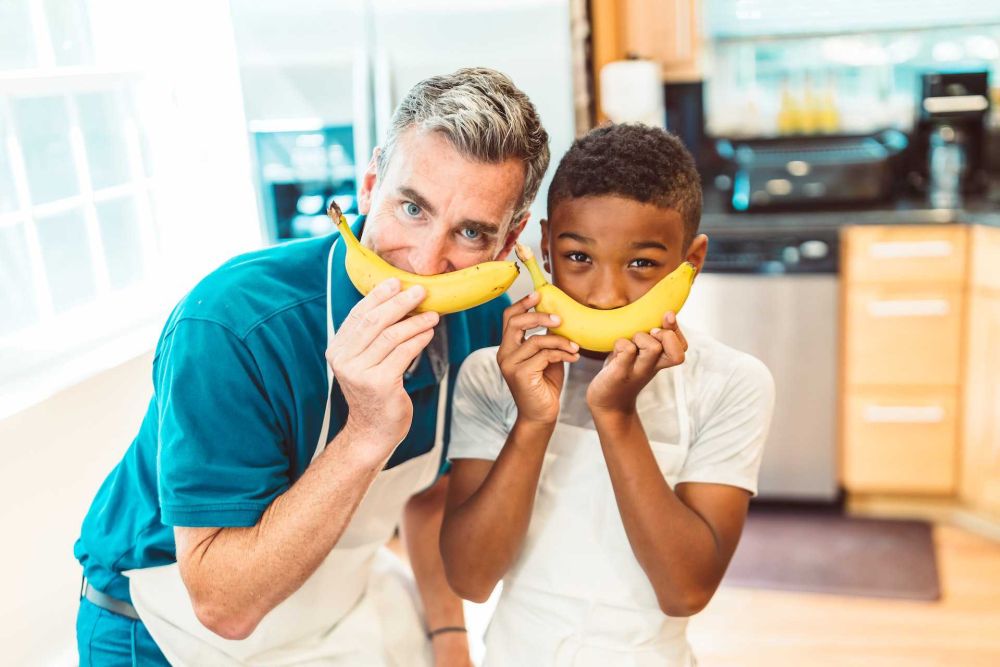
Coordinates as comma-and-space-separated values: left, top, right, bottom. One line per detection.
154, 318, 289, 527
448, 347, 513, 462
675, 355, 775, 495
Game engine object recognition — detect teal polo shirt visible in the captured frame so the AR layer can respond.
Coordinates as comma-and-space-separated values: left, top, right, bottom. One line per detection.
74, 216, 509, 603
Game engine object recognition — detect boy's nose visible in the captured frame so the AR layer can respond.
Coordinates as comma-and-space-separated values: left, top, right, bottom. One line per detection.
586, 273, 629, 310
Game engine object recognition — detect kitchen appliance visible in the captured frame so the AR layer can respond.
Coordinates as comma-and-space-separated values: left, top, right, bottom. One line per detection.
229, 0, 577, 245
681, 228, 840, 502
715, 131, 908, 212
909, 70, 991, 205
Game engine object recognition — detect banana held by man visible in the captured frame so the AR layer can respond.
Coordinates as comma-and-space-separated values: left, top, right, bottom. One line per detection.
328, 201, 519, 314
515, 243, 696, 353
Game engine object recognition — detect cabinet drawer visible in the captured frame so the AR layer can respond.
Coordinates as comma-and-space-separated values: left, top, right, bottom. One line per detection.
842, 389, 958, 494
843, 285, 964, 387
843, 225, 967, 284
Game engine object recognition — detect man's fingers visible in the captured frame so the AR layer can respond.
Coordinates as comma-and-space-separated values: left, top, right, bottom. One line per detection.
380, 327, 436, 377
357, 310, 439, 368
341, 278, 402, 336
341, 284, 429, 354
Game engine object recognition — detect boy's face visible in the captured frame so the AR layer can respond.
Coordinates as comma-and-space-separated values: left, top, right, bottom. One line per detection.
541, 195, 707, 310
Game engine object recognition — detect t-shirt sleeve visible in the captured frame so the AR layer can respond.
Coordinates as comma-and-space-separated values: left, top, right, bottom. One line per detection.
676, 356, 775, 495
448, 347, 512, 462
154, 318, 289, 527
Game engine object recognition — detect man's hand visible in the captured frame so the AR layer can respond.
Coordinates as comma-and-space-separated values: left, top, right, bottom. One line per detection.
586, 311, 688, 416
326, 277, 439, 458
497, 292, 579, 425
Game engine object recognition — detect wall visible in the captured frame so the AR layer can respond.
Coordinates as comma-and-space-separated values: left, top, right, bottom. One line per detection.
0, 352, 153, 665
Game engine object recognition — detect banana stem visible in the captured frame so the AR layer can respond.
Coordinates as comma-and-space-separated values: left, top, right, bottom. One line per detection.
327, 199, 353, 242
515, 243, 549, 289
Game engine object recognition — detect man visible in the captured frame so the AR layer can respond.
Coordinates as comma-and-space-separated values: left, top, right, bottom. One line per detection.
74, 67, 550, 666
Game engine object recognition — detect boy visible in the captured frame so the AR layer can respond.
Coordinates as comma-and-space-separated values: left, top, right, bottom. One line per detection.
439, 124, 775, 665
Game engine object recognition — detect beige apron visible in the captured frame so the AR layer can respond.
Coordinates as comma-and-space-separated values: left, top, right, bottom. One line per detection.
483, 364, 695, 666
125, 238, 443, 666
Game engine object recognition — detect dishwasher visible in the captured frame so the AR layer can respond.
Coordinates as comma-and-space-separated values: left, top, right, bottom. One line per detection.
680, 227, 841, 502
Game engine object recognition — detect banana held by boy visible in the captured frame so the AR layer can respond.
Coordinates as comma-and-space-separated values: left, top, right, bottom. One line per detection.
515, 243, 696, 353
328, 202, 519, 314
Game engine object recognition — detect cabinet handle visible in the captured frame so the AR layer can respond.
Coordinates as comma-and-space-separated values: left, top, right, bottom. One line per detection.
868, 240, 953, 259
862, 405, 945, 424
867, 299, 950, 317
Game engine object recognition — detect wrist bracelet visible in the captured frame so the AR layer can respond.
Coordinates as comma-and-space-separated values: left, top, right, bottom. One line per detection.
427, 626, 467, 639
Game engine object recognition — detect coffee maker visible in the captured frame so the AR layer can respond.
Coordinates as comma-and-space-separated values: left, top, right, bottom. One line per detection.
909, 70, 990, 207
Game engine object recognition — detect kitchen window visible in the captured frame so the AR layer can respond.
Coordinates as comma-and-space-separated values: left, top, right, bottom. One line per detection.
0, 0, 262, 417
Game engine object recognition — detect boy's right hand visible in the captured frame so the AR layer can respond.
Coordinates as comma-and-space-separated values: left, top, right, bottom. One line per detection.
497, 292, 580, 425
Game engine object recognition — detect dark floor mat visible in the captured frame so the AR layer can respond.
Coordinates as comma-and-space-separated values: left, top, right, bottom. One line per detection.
723, 508, 941, 601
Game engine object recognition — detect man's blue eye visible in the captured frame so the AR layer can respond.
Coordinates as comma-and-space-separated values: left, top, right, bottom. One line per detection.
403, 202, 421, 217
462, 227, 481, 239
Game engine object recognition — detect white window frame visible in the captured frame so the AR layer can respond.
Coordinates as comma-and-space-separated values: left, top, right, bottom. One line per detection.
0, 0, 263, 418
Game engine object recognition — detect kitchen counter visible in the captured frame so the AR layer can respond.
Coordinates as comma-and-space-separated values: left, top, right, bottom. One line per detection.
700, 185, 1000, 233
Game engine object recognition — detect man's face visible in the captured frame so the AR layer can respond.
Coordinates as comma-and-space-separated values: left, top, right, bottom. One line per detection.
357, 128, 529, 275
541, 195, 707, 310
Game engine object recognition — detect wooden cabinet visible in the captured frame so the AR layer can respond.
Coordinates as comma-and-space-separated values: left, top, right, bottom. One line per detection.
842, 388, 959, 494
590, 0, 702, 122
960, 226, 1000, 520
840, 225, 969, 495
843, 284, 964, 387
842, 223, 1000, 517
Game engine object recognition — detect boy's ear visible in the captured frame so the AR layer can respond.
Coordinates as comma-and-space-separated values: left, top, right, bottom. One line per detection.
497, 212, 529, 260
540, 218, 551, 273
685, 234, 709, 277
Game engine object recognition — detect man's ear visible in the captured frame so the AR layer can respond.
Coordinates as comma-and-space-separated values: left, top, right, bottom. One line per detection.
539, 218, 551, 273
357, 147, 381, 215
496, 212, 530, 260
685, 234, 709, 278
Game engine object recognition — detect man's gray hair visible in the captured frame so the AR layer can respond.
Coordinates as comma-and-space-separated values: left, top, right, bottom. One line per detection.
377, 67, 550, 221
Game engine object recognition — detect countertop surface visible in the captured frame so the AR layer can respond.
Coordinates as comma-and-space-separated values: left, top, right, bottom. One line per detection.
700, 184, 1000, 233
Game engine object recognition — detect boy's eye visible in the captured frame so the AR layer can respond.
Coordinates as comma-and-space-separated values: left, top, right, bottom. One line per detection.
402, 202, 422, 218
566, 251, 590, 263
628, 258, 658, 268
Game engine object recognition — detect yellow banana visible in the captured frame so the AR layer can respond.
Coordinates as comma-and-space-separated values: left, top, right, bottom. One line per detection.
515, 243, 696, 352
328, 202, 518, 314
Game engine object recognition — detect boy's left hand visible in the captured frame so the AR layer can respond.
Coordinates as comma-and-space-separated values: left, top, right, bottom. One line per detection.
586, 311, 687, 416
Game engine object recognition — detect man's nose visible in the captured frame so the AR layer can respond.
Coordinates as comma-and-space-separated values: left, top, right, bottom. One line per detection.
408, 232, 450, 276
586, 269, 629, 310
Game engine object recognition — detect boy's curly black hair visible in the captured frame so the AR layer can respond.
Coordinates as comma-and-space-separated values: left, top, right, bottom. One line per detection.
546, 123, 702, 248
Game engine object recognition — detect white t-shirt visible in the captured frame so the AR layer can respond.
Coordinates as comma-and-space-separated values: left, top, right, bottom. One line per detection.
448, 326, 775, 495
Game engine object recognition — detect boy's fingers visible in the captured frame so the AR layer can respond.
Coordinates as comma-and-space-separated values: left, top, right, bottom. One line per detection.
499, 305, 558, 356
651, 328, 686, 369
659, 312, 688, 350
507, 334, 579, 365
502, 292, 540, 330
522, 349, 580, 373
632, 332, 662, 375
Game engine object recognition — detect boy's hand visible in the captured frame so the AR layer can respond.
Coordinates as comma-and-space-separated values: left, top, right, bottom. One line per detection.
586, 311, 688, 416
498, 292, 580, 425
